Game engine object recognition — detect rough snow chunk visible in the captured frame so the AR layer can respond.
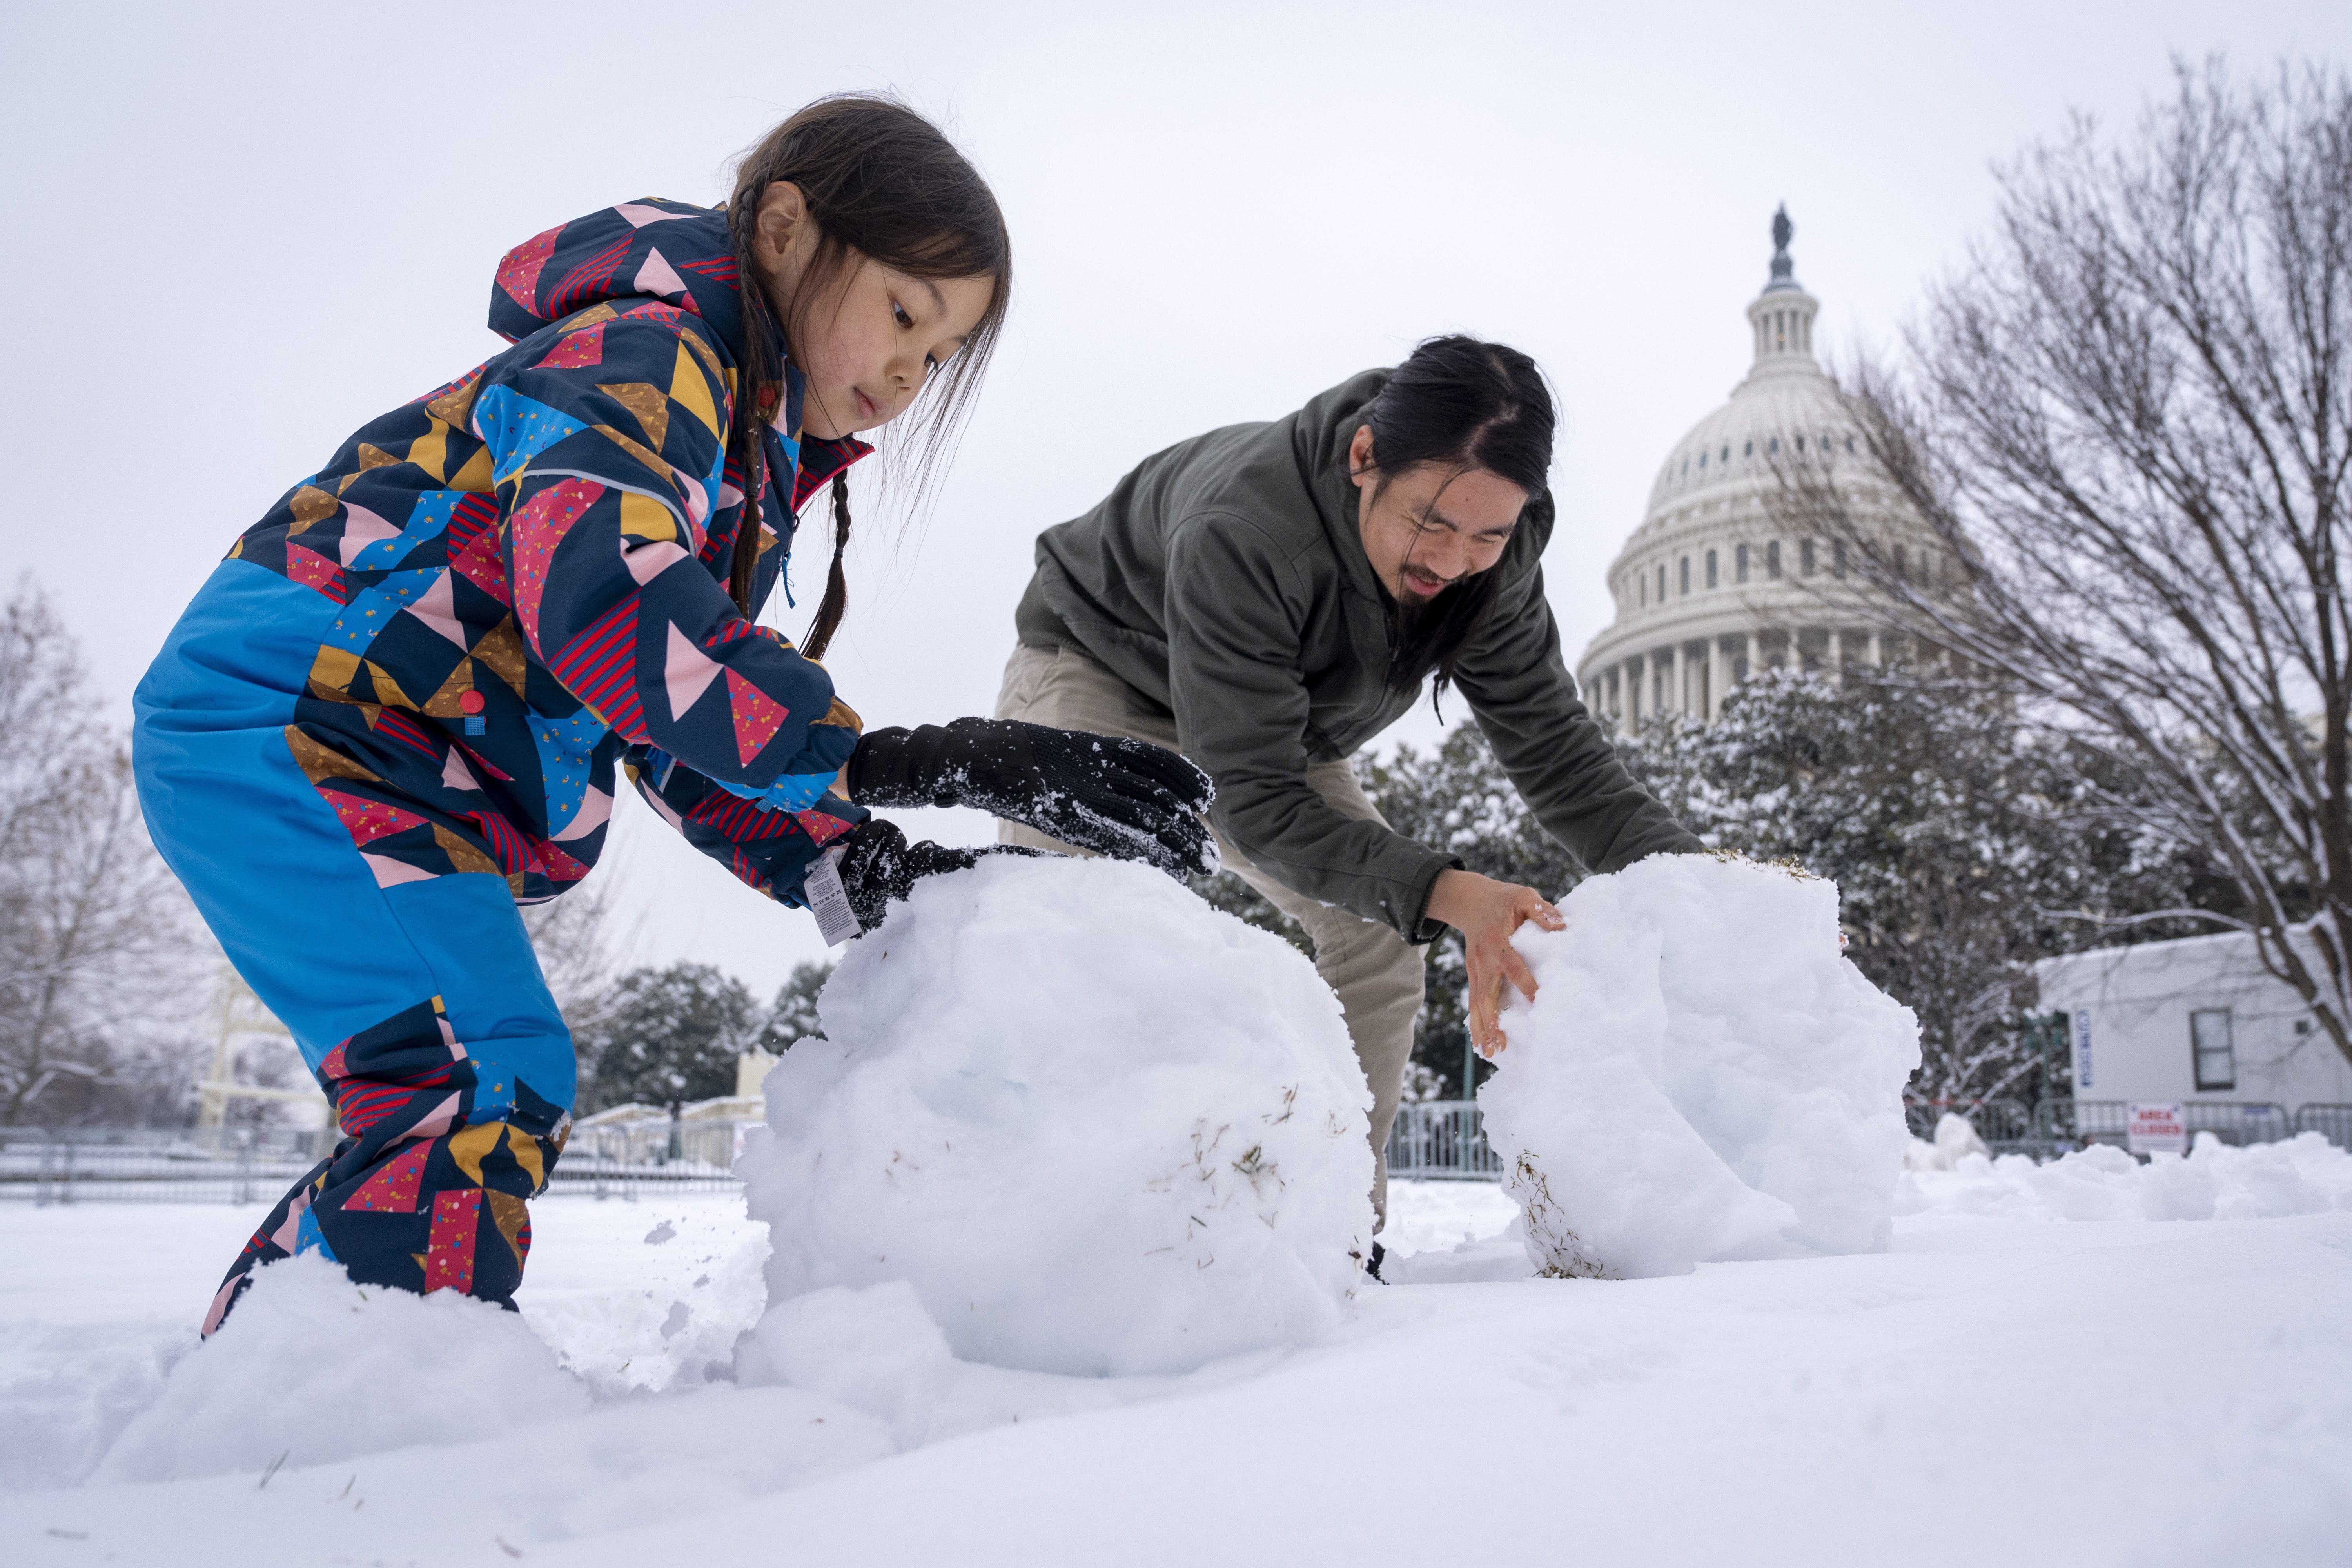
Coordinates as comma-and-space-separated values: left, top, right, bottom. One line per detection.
96, 1253, 588, 1482
1896, 1130, 2352, 1221
737, 856, 1374, 1377
1904, 1112, 1993, 1172
1478, 854, 1920, 1279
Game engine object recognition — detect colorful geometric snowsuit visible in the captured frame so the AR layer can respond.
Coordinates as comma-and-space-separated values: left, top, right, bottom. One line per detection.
131, 199, 872, 1331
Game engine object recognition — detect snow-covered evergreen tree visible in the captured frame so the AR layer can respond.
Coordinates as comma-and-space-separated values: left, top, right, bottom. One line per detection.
1365, 670, 2230, 1106
573, 963, 760, 1113
759, 960, 833, 1053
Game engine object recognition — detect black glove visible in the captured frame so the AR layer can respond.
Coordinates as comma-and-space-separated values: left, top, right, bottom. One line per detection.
832, 818, 1040, 933
847, 717, 1218, 877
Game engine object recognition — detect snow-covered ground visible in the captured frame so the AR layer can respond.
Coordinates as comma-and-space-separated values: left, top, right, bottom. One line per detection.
9, 858, 2349, 1563
5, 1183, 2349, 1567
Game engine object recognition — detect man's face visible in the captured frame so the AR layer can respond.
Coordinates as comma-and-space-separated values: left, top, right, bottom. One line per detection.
1348, 425, 1527, 603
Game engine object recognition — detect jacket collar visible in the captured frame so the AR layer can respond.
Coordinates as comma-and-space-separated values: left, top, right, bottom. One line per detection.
790, 429, 873, 510
1298, 369, 1393, 607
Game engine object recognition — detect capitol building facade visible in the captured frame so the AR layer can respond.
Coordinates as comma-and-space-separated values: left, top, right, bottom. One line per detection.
1575, 212, 1938, 731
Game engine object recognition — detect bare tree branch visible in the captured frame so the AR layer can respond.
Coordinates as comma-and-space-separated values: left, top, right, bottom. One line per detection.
1770, 58, 2352, 1068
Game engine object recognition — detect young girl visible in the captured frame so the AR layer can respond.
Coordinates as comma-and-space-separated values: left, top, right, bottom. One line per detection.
133, 95, 1214, 1334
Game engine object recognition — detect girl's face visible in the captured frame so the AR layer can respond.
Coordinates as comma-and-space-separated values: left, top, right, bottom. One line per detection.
752, 181, 995, 442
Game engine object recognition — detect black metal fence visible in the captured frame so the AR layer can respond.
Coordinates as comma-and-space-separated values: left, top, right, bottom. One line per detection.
2, 1109, 1515, 1204
0, 1126, 334, 1205
0, 1122, 753, 1205
15, 1094, 2335, 1208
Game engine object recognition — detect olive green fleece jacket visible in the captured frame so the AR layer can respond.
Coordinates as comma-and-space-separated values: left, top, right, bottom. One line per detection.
1014, 368, 1703, 943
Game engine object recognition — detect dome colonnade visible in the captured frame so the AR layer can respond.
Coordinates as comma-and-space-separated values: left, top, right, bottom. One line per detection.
1575, 210, 1945, 732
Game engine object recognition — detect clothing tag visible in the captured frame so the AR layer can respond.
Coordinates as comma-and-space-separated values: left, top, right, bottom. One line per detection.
804, 846, 860, 947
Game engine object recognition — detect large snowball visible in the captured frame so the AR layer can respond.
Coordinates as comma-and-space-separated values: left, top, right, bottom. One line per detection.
1478, 853, 1918, 1280
737, 855, 1374, 1377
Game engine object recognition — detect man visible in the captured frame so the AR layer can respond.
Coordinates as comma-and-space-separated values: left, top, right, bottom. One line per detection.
995, 336, 1702, 1239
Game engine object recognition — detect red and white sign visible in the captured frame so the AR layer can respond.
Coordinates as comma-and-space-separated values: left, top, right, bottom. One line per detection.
2126, 1102, 2189, 1157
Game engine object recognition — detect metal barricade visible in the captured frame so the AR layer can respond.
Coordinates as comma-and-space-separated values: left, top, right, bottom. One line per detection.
2200, 1102, 2296, 1145
544, 1121, 751, 1200
1384, 1101, 1502, 1181
2294, 1104, 2352, 1149
2036, 1100, 2294, 1151
1904, 1097, 2035, 1152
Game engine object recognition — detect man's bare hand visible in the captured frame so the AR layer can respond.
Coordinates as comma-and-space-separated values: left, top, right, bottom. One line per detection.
1425, 869, 1564, 1060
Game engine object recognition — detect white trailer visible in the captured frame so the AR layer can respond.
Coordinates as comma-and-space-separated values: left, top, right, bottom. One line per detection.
2034, 929, 2352, 1116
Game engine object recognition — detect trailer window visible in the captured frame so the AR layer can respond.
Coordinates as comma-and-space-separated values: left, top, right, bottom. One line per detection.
2190, 1011, 2236, 1091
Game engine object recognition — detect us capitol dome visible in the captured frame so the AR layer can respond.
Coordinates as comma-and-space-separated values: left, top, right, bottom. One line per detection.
1575, 208, 1942, 731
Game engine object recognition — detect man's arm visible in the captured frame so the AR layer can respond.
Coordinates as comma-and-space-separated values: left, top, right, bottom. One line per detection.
1436, 544, 1701, 1057
1453, 557, 1704, 872
1165, 515, 1461, 942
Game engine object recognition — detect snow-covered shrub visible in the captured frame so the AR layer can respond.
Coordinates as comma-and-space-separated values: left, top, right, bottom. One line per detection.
96, 1252, 588, 1481
737, 855, 1374, 1378
1478, 853, 1920, 1279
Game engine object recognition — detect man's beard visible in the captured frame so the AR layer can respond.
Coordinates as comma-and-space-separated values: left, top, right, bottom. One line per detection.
1387, 573, 1453, 626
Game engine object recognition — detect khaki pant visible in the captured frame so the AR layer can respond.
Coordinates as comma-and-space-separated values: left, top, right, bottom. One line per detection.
992, 644, 1425, 1230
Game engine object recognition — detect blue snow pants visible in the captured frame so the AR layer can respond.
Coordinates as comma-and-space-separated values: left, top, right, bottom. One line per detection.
133, 561, 575, 1334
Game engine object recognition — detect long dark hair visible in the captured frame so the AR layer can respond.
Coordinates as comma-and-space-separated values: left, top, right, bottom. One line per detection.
722, 95, 1011, 655
1352, 336, 1555, 702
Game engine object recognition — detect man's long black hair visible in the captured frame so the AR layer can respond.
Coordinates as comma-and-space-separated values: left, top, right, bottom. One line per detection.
1352, 336, 1555, 704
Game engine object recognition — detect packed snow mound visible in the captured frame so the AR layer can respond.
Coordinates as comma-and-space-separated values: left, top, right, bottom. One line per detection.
1477, 853, 1919, 1279
737, 855, 1375, 1378
734, 1279, 1261, 1450
96, 1252, 588, 1483
1899, 1130, 2352, 1221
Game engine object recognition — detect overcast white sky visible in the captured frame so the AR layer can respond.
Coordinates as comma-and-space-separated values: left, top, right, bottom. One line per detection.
4, 0, 2345, 1000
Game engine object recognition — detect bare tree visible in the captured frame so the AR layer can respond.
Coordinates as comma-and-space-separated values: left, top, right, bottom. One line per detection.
4, 583, 307, 1129
0, 581, 98, 877
521, 878, 626, 1054
0, 581, 204, 1123
0, 576, 645, 1123
1780, 60, 2352, 1069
